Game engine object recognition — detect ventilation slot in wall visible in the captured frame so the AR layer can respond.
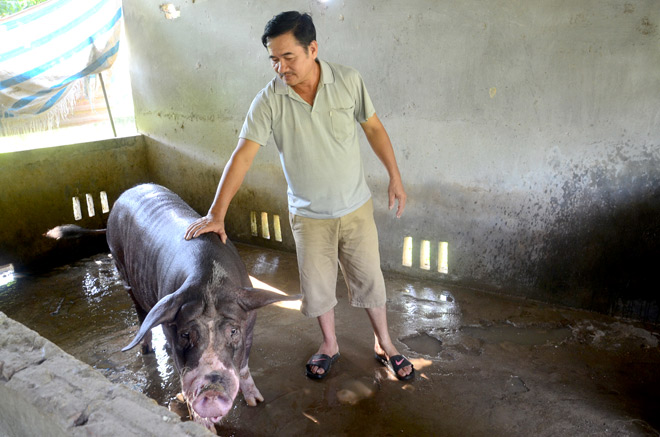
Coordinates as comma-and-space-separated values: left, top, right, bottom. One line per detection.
100, 191, 110, 213
402, 236, 413, 267
72, 191, 111, 221
260, 212, 271, 239
420, 240, 431, 270
250, 211, 283, 243
402, 236, 449, 274
438, 241, 449, 274
86, 194, 95, 217
72, 197, 83, 221
250, 211, 258, 236
273, 214, 282, 242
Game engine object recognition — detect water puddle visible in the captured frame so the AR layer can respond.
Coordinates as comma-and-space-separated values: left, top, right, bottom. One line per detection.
461, 325, 571, 346
401, 331, 443, 356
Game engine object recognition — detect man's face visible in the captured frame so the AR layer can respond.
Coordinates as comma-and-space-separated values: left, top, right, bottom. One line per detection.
267, 32, 318, 88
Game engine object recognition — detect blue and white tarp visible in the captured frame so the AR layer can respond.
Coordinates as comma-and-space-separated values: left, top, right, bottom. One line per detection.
0, 0, 122, 135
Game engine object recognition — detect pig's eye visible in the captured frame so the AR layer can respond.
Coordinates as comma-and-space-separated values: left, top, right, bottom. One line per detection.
229, 327, 240, 344
180, 331, 195, 350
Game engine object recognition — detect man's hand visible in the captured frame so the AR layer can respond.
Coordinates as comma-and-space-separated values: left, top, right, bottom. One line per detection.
389, 177, 407, 218
360, 114, 407, 218
184, 139, 261, 244
184, 214, 227, 243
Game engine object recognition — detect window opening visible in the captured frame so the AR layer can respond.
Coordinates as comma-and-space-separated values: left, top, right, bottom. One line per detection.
0, 0, 137, 152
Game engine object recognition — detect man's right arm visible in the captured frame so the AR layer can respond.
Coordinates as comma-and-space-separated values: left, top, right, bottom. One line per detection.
184, 138, 261, 243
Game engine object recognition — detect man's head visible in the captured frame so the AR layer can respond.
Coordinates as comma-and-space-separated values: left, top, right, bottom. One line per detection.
263, 11, 319, 88
261, 11, 316, 52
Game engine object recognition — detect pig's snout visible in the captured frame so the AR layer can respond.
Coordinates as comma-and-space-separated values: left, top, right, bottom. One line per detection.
182, 363, 240, 429
206, 372, 227, 385
190, 375, 234, 422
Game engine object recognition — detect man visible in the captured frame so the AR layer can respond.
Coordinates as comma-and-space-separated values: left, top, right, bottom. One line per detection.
185, 11, 413, 381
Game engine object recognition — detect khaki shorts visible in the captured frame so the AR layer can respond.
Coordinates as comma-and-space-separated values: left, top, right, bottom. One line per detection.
289, 199, 387, 317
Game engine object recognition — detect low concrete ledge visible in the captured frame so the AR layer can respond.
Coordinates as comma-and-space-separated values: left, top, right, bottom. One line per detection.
0, 311, 211, 437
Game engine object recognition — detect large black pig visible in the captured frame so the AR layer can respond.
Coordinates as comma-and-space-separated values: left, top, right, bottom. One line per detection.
107, 184, 299, 430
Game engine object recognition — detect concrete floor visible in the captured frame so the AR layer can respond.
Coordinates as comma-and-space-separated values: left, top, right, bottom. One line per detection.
1, 243, 659, 436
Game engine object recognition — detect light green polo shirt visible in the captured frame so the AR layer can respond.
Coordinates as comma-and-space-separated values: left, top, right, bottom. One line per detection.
239, 60, 376, 219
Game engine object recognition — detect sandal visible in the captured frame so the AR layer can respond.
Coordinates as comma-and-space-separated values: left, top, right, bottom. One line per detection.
375, 353, 415, 381
305, 352, 340, 380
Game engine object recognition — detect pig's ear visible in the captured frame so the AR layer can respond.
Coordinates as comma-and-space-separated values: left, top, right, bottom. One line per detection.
122, 291, 185, 352
238, 288, 302, 312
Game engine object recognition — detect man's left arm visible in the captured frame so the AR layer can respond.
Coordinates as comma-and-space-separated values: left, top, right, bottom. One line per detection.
360, 114, 407, 218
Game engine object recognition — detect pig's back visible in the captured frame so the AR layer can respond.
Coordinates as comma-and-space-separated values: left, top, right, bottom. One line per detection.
107, 184, 249, 310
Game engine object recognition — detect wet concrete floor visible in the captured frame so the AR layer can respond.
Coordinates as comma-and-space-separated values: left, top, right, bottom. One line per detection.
1, 243, 659, 436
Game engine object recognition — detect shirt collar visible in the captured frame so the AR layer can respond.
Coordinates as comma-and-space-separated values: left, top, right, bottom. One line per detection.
274, 59, 334, 95
319, 59, 334, 86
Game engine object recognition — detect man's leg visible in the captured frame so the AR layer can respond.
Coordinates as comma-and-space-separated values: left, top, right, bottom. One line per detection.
289, 212, 341, 377
365, 306, 413, 379
336, 200, 412, 378
307, 308, 340, 376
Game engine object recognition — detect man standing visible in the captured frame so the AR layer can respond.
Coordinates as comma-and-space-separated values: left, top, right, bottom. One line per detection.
185, 11, 413, 381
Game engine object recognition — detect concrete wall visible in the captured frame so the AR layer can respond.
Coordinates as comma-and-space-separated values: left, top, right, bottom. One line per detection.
122, 1, 659, 318
0, 312, 211, 436
0, 136, 149, 270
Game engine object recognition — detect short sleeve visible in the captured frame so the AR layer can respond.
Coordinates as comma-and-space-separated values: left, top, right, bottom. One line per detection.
353, 72, 376, 124
239, 88, 272, 146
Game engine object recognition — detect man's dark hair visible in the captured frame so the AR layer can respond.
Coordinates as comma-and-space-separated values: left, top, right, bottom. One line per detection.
261, 11, 316, 51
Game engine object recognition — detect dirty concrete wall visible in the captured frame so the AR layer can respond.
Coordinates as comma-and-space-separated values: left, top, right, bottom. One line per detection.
122, 1, 660, 319
0, 136, 149, 270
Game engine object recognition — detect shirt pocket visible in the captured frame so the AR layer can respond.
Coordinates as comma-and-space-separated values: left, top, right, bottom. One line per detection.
329, 106, 355, 143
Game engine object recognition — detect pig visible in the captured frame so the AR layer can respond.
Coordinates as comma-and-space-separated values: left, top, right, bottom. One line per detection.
106, 183, 300, 430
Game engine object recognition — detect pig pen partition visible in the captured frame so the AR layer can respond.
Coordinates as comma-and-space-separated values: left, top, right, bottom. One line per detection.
0, 311, 211, 436
0, 136, 149, 271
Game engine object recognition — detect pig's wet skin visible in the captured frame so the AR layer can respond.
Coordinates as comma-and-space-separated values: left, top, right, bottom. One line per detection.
106, 184, 299, 430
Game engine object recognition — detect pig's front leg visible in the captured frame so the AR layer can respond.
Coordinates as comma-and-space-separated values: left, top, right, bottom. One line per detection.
239, 366, 264, 406
140, 329, 154, 354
